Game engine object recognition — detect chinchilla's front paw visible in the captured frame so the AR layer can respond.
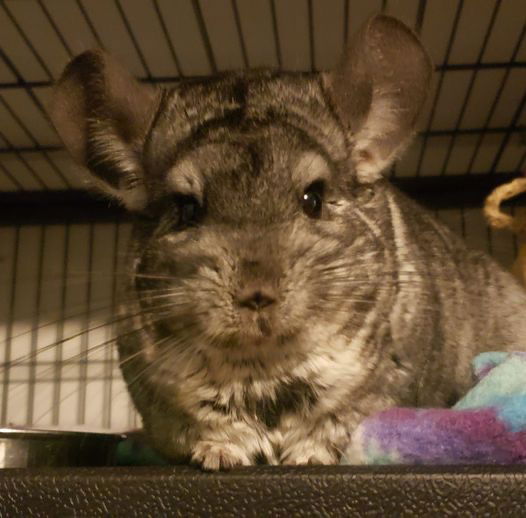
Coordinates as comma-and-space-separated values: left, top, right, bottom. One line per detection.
191, 440, 252, 471
280, 438, 339, 466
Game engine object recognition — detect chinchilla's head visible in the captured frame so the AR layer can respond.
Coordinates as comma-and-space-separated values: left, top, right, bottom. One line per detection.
49, 16, 432, 362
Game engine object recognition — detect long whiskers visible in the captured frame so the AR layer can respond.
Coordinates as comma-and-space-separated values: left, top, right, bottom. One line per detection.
0, 285, 189, 348
0, 301, 183, 375
1, 308, 189, 411
25, 316, 198, 427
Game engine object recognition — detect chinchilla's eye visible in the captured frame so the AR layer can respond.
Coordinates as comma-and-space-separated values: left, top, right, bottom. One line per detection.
301, 181, 324, 218
174, 194, 203, 228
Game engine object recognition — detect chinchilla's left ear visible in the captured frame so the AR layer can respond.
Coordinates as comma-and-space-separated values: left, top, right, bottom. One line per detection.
324, 15, 433, 183
48, 49, 161, 210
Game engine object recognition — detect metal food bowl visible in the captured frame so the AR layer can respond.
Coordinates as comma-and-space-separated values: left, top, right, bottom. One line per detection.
0, 428, 125, 468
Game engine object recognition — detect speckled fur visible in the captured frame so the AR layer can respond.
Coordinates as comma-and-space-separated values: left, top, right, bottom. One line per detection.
50, 16, 526, 470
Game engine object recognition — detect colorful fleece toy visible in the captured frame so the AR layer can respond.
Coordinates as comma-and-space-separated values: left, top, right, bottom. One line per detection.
342, 352, 526, 465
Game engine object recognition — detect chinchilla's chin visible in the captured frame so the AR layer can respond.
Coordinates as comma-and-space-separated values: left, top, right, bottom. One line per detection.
144, 302, 301, 355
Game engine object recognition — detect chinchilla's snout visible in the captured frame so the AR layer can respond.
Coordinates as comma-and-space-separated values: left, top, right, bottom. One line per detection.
234, 237, 282, 313
236, 264, 279, 312
236, 284, 277, 311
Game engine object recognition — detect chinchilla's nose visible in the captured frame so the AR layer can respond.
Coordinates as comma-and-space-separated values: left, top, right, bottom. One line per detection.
237, 285, 276, 310
236, 245, 280, 310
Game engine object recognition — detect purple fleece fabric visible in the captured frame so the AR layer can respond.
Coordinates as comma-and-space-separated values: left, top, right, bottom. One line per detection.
343, 352, 526, 465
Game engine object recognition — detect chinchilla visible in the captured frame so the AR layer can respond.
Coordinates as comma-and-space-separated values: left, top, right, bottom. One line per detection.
49, 15, 526, 470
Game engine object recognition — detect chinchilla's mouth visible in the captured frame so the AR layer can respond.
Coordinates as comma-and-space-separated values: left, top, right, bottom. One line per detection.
257, 315, 272, 336
236, 307, 279, 342
133, 292, 298, 352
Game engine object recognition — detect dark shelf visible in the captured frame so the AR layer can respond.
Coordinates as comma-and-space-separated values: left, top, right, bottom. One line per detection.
1, 173, 524, 226
1, 465, 525, 517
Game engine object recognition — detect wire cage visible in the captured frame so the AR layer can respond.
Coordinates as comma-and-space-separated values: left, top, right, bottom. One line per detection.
0, 0, 525, 436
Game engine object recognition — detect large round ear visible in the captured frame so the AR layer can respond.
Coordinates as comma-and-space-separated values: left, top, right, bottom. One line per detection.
324, 15, 433, 183
48, 49, 161, 210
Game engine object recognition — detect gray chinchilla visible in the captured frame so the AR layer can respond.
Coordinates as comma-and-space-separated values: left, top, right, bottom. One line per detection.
49, 15, 526, 470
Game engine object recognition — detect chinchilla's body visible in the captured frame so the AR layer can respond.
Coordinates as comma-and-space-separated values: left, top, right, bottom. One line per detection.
49, 15, 526, 469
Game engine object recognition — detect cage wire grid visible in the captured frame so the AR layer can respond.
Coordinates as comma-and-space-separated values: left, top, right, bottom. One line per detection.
0, 0, 525, 432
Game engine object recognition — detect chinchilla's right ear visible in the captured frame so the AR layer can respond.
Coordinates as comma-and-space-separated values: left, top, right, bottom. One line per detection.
49, 49, 161, 210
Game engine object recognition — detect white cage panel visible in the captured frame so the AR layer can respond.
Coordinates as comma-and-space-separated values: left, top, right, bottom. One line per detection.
0, 222, 138, 432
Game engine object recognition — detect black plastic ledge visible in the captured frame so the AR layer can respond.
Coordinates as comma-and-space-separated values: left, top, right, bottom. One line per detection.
1, 173, 525, 226
1, 465, 526, 516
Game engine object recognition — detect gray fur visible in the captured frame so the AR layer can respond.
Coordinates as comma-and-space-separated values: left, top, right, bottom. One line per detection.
49, 15, 526, 470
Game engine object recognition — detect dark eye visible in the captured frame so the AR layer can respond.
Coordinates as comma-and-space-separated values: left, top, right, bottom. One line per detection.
174, 194, 203, 228
301, 181, 324, 218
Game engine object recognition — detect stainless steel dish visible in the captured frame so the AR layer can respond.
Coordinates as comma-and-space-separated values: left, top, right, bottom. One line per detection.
0, 427, 124, 468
